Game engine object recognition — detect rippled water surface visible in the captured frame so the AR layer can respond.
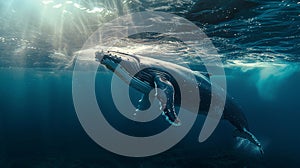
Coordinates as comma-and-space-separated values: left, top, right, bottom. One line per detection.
0, 0, 299, 67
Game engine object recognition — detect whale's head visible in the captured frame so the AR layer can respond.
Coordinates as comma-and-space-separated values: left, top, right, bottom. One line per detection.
96, 51, 141, 74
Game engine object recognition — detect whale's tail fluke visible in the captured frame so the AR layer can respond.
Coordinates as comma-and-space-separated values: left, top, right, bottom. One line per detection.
233, 128, 264, 155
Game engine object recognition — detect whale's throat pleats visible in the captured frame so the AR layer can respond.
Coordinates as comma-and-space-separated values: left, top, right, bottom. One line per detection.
130, 68, 181, 106
133, 68, 170, 88
129, 68, 213, 114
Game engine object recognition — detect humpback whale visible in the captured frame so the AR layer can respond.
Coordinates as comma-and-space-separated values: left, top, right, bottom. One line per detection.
95, 50, 263, 154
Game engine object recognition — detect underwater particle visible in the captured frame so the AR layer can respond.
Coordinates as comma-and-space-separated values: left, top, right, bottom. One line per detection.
53, 4, 62, 9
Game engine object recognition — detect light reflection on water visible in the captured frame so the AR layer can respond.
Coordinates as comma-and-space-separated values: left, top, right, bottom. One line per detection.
0, 0, 299, 69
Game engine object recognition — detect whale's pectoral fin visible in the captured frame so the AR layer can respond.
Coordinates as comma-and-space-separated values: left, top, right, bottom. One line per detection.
154, 75, 181, 126
136, 93, 151, 111
233, 128, 264, 155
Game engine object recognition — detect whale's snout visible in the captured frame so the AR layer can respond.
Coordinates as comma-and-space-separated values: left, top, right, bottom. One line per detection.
96, 51, 122, 64
95, 51, 141, 74
95, 51, 122, 71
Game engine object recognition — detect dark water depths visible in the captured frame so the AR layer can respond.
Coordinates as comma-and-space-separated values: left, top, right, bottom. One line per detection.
0, 0, 300, 167
1, 67, 300, 167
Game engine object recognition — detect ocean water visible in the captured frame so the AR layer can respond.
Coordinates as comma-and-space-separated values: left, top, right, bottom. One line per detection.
1, 0, 300, 167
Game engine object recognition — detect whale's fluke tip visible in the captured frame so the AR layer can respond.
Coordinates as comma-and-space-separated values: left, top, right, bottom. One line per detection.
233, 128, 264, 155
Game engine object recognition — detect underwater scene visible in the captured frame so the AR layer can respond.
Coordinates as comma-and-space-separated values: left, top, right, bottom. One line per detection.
0, 0, 300, 167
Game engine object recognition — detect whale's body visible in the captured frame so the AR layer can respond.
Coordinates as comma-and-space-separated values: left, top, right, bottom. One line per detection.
96, 50, 263, 154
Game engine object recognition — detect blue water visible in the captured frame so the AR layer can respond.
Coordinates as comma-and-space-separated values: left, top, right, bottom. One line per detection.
0, 0, 300, 167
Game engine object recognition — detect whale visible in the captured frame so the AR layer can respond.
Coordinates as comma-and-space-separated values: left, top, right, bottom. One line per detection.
95, 50, 263, 154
